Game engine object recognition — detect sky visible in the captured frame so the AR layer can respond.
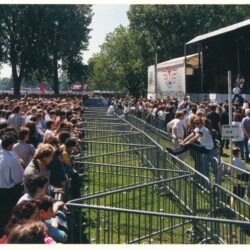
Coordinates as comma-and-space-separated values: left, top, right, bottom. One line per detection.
84, 4, 130, 63
0, 4, 130, 78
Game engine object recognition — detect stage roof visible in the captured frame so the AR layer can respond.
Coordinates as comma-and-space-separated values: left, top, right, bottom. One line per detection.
186, 19, 250, 45
156, 53, 199, 69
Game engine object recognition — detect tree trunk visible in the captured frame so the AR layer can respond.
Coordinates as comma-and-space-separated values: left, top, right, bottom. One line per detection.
10, 35, 21, 97
53, 50, 59, 96
12, 63, 21, 97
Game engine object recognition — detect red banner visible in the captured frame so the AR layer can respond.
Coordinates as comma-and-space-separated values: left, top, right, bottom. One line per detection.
40, 82, 45, 94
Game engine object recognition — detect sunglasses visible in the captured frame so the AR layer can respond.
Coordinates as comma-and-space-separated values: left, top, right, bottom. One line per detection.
194, 121, 200, 125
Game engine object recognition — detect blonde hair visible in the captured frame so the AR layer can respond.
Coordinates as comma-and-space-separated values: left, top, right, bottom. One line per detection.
33, 143, 55, 167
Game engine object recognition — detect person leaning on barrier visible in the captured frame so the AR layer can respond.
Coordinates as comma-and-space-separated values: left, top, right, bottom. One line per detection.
242, 108, 250, 163
166, 117, 214, 156
232, 147, 249, 199
37, 195, 68, 243
106, 102, 115, 116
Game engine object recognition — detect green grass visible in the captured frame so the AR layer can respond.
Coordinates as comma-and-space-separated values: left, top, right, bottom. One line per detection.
75, 124, 250, 244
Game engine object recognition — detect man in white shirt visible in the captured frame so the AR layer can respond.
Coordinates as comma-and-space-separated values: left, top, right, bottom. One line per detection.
107, 103, 115, 116
0, 135, 24, 236
232, 84, 240, 103
167, 111, 185, 141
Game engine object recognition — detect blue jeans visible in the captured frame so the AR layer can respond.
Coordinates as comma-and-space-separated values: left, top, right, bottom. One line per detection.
243, 137, 249, 161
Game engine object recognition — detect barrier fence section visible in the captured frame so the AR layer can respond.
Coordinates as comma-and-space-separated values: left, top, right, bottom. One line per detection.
66, 106, 250, 244
122, 112, 250, 223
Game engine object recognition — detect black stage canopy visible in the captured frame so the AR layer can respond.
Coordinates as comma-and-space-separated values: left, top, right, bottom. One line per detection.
185, 19, 250, 94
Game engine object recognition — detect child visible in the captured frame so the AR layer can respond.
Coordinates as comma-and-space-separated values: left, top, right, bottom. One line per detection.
38, 195, 68, 243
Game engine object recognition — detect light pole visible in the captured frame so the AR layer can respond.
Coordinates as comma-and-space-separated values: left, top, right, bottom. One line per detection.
155, 52, 158, 98
154, 46, 160, 99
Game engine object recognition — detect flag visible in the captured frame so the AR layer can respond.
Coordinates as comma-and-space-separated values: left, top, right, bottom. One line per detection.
40, 82, 45, 94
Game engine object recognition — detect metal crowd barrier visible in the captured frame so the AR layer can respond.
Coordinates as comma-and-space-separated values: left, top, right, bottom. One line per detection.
67, 194, 250, 244
66, 104, 250, 244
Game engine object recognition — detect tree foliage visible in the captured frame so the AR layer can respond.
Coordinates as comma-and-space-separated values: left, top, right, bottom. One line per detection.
0, 5, 92, 96
88, 5, 250, 97
128, 5, 250, 63
88, 25, 146, 97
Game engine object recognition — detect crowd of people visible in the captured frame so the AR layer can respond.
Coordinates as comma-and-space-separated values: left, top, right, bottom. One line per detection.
108, 95, 250, 198
0, 95, 85, 243
108, 96, 250, 162
1, 91, 250, 243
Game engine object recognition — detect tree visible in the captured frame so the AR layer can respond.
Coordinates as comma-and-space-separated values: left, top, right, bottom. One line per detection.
40, 5, 92, 95
0, 5, 92, 96
128, 5, 250, 64
88, 26, 146, 97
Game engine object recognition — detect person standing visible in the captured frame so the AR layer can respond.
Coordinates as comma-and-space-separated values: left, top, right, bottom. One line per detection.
232, 84, 240, 103
167, 111, 185, 141
242, 109, 250, 163
232, 113, 244, 160
8, 106, 24, 133
0, 135, 24, 236
206, 104, 221, 150
13, 127, 35, 168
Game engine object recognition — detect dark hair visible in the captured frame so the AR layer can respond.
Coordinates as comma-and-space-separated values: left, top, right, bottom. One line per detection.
5, 200, 38, 235
191, 106, 197, 113
58, 130, 71, 144
37, 195, 54, 212
49, 110, 56, 116
24, 174, 48, 196
232, 147, 240, 156
8, 221, 47, 244
30, 115, 38, 123
18, 127, 30, 140
70, 118, 77, 125
25, 122, 37, 137
60, 110, 66, 117
65, 138, 77, 148
0, 122, 8, 130
210, 105, 217, 111
13, 106, 20, 114
1, 135, 16, 149
45, 120, 54, 130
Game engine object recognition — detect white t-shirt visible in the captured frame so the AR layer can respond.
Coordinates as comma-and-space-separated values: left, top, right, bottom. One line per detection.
194, 126, 214, 150
107, 105, 115, 116
152, 107, 158, 117
167, 118, 184, 139
157, 110, 164, 119
123, 106, 130, 114
233, 87, 240, 95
